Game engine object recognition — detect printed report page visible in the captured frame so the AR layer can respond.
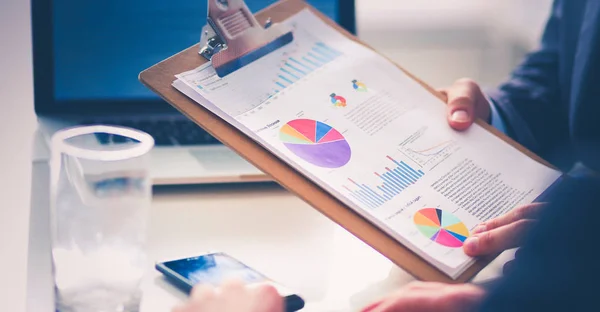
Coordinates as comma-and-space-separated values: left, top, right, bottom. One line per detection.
174, 10, 562, 278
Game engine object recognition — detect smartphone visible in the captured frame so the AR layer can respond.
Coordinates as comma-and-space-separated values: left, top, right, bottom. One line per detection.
155, 252, 305, 312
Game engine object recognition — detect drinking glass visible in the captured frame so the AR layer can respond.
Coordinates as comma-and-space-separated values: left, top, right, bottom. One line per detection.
49, 125, 154, 312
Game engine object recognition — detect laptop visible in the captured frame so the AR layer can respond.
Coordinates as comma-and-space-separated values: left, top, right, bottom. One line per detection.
31, 0, 356, 185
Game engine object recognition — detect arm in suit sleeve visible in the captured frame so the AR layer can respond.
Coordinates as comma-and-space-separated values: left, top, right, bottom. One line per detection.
487, 0, 565, 158
477, 177, 600, 312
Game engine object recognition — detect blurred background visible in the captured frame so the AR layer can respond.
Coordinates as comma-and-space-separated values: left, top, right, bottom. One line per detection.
0, 0, 553, 310
358, 0, 553, 88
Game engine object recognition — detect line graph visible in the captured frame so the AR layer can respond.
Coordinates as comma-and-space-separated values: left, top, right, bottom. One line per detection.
405, 140, 453, 156
399, 127, 459, 168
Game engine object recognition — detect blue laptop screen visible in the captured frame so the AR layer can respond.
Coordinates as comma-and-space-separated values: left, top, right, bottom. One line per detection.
52, 0, 338, 102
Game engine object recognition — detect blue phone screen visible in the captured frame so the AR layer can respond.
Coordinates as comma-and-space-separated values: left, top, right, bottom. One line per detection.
163, 253, 267, 286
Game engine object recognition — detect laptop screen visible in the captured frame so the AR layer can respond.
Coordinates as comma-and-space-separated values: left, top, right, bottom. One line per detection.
52, 0, 340, 104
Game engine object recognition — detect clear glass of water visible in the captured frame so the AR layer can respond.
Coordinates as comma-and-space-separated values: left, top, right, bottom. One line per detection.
50, 125, 154, 312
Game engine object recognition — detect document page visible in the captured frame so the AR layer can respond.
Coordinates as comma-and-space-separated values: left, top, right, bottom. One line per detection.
173, 10, 562, 278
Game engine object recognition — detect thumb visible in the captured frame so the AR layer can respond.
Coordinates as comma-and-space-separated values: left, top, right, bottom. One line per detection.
445, 79, 480, 131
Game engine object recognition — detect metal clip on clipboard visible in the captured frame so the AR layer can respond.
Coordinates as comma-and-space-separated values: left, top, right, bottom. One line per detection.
199, 0, 295, 77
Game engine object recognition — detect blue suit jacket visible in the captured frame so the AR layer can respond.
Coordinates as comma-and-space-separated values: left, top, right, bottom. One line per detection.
478, 177, 600, 311
489, 0, 600, 172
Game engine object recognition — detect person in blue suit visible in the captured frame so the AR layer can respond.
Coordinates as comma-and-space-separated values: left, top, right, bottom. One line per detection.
361, 0, 600, 310
444, 0, 600, 174
171, 1, 600, 312
439, 0, 600, 270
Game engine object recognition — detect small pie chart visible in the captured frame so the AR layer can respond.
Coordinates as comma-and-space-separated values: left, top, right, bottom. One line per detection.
414, 208, 470, 248
330, 93, 347, 107
279, 119, 351, 168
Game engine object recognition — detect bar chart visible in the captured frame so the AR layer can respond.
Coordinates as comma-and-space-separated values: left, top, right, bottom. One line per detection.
272, 42, 342, 94
178, 24, 348, 117
344, 156, 425, 209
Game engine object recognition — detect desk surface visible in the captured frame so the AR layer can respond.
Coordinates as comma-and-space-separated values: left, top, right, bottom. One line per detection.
144, 183, 413, 311
26, 131, 511, 312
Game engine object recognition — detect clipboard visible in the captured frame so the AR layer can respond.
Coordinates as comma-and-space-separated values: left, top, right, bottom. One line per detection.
139, 0, 556, 283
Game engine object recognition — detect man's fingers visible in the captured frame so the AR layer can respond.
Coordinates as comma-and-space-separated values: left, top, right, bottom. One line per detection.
370, 284, 484, 312
472, 203, 545, 234
220, 279, 246, 295
251, 284, 284, 312
445, 79, 480, 131
404, 282, 448, 291
191, 284, 217, 301
360, 300, 383, 312
187, 284, 218, 311
172, 304, 189, 312
464, 219, 536, 256
371, 290, 437, 312
510, 202, 545, 220
362, 283, 443, 312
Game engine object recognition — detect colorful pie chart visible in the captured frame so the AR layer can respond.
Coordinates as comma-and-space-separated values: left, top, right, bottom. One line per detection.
414, 208, 470, 248
279, 119, 351, 168
352, 79, 368, 92
330, 93, 347, 107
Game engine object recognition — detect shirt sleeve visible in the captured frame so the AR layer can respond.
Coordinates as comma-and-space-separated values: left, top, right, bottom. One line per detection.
488, 96, 508, 134
485, 0, 562, 157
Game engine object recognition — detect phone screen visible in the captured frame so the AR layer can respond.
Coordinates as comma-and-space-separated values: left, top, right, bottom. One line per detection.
162, 252, 269, 287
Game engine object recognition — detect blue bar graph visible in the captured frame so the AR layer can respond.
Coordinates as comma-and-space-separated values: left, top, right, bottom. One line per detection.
280, 67, 300, 80
396, 163, 419, 181
355, 190, 375, 208
289, 57, 313, 71
393, 168, 413, 186
313, 46, 336, 60
285, 62, 306, 75
357, 190, 379, 208
270, 42, 341, 95
316, 42, 342, 56
302, 56, 321, 68
347, 190, 375, 209
345, 156, 424, 209
278, 74, 294, 85
382, 173, 402, 191
308, 52, 328, 63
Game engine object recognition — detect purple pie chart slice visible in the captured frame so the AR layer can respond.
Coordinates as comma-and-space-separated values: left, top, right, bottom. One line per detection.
280, 119, 351, 168
284, 140, 351, 168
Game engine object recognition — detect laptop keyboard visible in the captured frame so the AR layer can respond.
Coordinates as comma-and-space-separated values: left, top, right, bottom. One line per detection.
81, 119, 221, 146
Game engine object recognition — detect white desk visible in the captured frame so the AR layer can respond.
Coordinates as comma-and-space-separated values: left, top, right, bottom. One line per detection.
143, 184, 413, 311
26, 131, 511, 312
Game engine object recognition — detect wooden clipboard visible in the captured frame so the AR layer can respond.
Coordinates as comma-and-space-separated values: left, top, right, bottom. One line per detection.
139, 0, 554, 283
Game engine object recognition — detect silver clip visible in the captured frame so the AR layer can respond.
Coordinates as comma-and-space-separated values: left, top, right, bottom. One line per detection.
199, 0, 294, 77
